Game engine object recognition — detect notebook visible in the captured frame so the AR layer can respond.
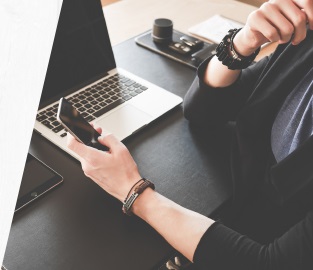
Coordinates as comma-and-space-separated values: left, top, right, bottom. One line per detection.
189, 14, 244, 44
34, 0, 182, 158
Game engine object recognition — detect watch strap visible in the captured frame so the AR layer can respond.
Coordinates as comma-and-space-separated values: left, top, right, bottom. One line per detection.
215, 28, 260, 70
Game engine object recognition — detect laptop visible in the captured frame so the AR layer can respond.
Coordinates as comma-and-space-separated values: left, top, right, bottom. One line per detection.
34, 0, 182, 158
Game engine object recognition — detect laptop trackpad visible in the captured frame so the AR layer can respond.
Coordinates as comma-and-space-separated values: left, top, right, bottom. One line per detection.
95, 104, 152, 140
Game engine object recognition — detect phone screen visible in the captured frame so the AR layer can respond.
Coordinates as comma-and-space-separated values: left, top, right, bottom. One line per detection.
58, 98, 100, 146
57, 98, 109, 151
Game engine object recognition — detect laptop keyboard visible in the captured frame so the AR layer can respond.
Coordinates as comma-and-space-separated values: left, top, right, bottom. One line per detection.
36, 73, 149, 137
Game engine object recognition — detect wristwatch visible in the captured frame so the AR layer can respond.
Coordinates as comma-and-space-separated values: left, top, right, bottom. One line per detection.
215, 28, 260, 70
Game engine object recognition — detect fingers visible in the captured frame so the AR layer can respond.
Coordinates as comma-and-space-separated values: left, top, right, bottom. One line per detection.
67, 132, 103, 164
90, 123, 102, 135
294, 0, 313, 30
246, 0, 310, 46
278, 2, 308, 44
249, 10, 281, 43
98, 134, 125, 153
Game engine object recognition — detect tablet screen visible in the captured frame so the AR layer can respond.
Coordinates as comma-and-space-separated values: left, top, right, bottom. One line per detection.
15, 154, 63, 211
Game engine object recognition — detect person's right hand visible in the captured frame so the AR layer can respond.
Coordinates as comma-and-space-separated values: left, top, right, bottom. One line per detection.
234, 0, 313, 56
67, 131, 142, 203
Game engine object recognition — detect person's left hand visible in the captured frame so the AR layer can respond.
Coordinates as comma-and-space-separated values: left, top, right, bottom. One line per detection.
67, 127, 142, 202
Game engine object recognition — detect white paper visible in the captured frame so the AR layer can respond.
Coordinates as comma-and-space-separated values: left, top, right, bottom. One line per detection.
189, 14, 244, 44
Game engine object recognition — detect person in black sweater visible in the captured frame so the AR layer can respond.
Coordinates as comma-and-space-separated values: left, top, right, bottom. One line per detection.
67, 0, 313, 269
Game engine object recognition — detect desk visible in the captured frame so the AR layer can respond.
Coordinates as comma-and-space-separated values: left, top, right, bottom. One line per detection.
4, 1, 257, 269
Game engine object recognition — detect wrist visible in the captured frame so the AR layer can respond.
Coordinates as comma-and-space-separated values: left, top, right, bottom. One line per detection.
233, 29, 261, 57
131, 187, 158, 218
122, 178, 155, 215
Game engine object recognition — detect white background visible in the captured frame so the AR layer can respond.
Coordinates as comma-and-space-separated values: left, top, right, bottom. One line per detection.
0, 0, 62, 265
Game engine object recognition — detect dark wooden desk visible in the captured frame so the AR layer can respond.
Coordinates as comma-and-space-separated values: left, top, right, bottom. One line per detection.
3, 37, 232, 270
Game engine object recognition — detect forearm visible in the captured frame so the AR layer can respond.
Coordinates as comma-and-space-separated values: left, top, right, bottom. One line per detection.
204, 30, 260, 88
204, 56, 241, 87
132, 188, 215, 262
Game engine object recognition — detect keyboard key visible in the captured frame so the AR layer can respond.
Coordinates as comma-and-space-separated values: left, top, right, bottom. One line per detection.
90, 89, 97, 93
46, 111, 54, 117
91, 100, 97, 105
125, 80, 135, 87
99, 102, 107, 107
81, 100, 88, 105
78, 107, 86, 112
130, 92, 138, 97
42, 120, 54, 129
85, 104, 92, 109
120, 78, 129, 83
97, 97, 104, 102
87, 109, 95, 114
87, 97, 94, 101
140, 86, 148, 90
48, 116, 56, 122
81, 112, 88, 118
106, 98, 113, 104
52, 125, 64, 133
52, 121, 59, 126
111, 96, 118, 100
122, 95, 132, 101
135, 89, 143, 94
94, 105, 101, 111
72, 98, 79, 103
93, 93, 100, 98
133, 83, 141, 88
37, 115, 47, 122
93, 99, 125, 118
85, 115, 95, 122
60, 133, 67, 137
74, 103, 82, 108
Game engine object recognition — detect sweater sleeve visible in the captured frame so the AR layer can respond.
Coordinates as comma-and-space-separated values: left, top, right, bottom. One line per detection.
183, 56, 270, 128
193, 211, 313, 270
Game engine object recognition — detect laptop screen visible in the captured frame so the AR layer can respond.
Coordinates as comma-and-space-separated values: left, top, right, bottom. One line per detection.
40, 0, 116, 108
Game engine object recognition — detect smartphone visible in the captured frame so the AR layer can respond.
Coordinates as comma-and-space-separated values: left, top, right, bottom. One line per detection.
15, 153, 63, 212
57, 97, 109, 151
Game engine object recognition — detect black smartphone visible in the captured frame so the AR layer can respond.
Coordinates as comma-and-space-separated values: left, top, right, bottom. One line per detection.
57, 97, 109, 151
15, 153, 63, 212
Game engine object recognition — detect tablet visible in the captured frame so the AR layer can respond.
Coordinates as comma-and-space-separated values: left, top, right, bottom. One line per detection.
15, 153, 63, 212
